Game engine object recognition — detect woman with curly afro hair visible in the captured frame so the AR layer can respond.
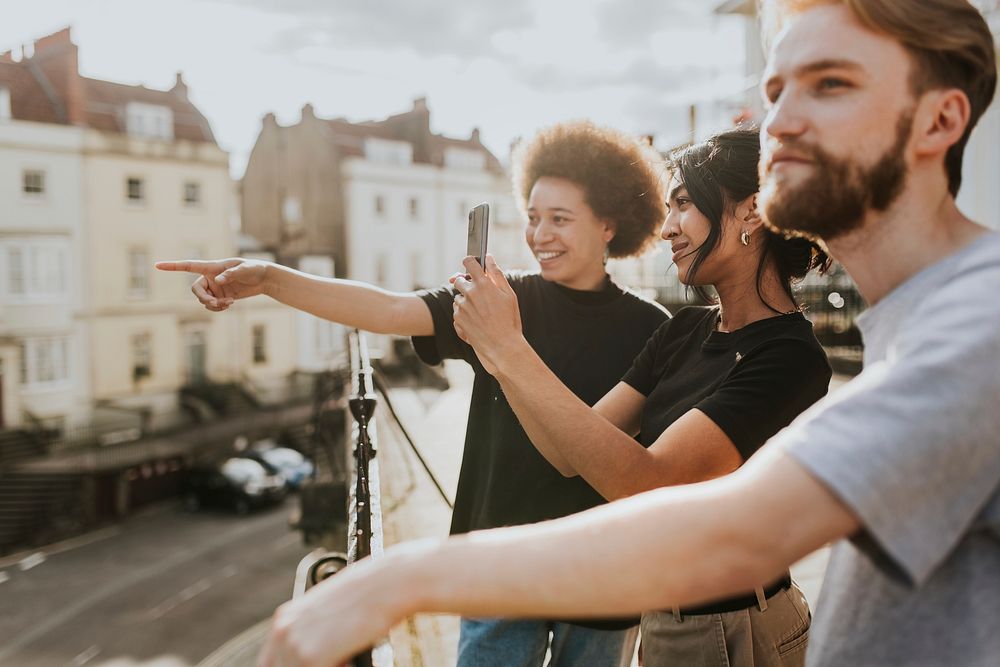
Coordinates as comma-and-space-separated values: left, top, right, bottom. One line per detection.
157, 120, 669, 667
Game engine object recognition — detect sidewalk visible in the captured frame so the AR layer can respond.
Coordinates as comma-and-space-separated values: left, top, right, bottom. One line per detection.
377, 361, 469, 667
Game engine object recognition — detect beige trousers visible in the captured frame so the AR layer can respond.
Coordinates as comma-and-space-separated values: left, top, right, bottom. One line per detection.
639, 583, 811, 667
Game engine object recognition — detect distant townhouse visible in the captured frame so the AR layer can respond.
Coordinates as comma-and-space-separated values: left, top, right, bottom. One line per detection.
0, 28, 301, 436
242, 97, 531, 296
0, 43, 89, 431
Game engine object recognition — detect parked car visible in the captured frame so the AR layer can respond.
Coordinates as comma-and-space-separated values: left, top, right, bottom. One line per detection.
248, 445, 315, 490
182, 457, 286, 514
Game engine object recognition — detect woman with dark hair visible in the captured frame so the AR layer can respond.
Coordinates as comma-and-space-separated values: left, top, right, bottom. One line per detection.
158, 120, 670, 667
450, 128, 832, 666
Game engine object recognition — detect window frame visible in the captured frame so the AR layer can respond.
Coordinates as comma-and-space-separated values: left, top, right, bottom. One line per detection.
19, 336, 72, 391
126, 176, 146, 204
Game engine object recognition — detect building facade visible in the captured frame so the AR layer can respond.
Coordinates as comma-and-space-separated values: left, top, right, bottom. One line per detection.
0, 60, 89, 429
242, 98, 530, 293
0, 28, 302, 436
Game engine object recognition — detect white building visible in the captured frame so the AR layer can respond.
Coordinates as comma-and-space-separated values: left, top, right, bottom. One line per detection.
241, 98, 529, 356
341, 143, 526, 291
0, 61, 89, 429
0, 28, 303, 435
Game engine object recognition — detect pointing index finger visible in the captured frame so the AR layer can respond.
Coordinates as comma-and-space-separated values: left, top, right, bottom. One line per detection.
155, 259, 213, 274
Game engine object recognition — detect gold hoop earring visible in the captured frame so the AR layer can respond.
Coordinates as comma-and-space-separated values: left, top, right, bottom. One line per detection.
740, 230, 751, 246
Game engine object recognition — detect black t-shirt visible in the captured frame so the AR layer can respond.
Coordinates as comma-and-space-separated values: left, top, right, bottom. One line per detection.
623, 306, 832, 459
413, 271, 670, 535
624, 305, 831, 615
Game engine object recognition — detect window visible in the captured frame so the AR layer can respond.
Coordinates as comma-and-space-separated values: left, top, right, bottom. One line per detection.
363, 138, 413, 165
183, 181, 200, 206
184, 330, 206, 383
19, 337, 70, 388
128, 248, 150, 298
4, 242, 68, 300
125, 102, 174, 141
409, 197, 420, 220
127, 177, 145, 202
374, 195, 385, 217
8, 248, 24, 296
0, 86, 10, 121
131, 333, 152, 382
314, 318, 334, 357
252, 324, 267, 364
375, 253, 388, 285
282, 195, 301, 226
22, 170, 45, 196
410, 252, 423, 289
444, 147, 486, 171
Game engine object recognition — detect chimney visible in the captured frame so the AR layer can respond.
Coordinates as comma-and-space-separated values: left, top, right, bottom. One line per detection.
413, 96, 428, 112
300, 102, 316, 123
30, 27, 84, 126
509, 136, 522, 159
171, 71, 188, 98
262, 112, 278, 129
0, 51, 13, 63
470, 127, 481, 143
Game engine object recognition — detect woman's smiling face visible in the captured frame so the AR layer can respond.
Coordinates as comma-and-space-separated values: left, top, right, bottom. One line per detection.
524, 176, 614, 290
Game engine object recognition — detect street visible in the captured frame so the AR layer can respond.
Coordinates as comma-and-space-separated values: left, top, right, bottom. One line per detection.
0, 500, 310, 667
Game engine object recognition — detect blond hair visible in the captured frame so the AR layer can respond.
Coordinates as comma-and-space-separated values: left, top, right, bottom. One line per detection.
759, 0, 997, 195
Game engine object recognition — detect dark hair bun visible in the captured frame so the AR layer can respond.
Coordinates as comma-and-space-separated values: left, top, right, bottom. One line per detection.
771, 234, 831, 281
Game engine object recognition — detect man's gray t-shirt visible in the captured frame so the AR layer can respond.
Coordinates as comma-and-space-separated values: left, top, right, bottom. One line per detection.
775, 233, 1000, 666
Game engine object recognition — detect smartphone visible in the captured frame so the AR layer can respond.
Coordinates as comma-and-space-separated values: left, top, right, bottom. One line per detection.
467, 203, 490, 267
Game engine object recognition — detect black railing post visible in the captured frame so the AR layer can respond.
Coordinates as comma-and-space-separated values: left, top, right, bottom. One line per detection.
294, 330, 392, 666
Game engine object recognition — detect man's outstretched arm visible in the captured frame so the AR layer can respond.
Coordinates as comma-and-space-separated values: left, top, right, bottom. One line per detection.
259, 447, 858, 666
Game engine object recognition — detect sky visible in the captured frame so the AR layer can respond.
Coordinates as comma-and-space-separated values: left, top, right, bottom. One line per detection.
2, 0, 752, 178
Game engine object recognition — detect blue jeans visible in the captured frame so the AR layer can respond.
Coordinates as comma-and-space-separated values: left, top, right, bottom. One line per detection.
457, 617, 638, 667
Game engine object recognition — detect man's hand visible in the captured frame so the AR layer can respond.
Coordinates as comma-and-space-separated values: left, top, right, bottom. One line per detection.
257, 543, 433, 667
155, 258, 269, 311
452, 255, 526, 377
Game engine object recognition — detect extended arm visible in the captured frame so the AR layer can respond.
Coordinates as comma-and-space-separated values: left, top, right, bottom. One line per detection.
493, 345, 740, 498
264, 264, 432, 335
155, 258, 433, 336
260, 448, 860, 665
453, 257, 740, 498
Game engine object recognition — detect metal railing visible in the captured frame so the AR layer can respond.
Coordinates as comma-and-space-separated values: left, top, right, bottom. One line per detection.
294, 330, 392, 667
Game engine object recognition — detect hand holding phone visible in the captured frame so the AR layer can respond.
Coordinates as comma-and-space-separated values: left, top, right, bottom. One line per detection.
467, 203, 490, 266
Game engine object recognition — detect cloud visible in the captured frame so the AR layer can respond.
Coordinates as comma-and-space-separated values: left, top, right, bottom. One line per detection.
213, 0, 535, 59
593, 0, 716, 50
514, 57, 718, 95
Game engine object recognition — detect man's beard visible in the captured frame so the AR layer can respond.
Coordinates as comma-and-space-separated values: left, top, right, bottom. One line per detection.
759, 110, 913, 242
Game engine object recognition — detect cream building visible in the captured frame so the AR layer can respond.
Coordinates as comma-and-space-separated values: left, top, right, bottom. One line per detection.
0, 56, 89, 430
341, 138, 527, 292
241, 98, 531, 356
1, 28, 302, 435
243, 99, 530, 290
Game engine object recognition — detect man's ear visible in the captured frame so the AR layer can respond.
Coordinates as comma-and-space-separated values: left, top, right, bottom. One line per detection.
912, 88, 971, 159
